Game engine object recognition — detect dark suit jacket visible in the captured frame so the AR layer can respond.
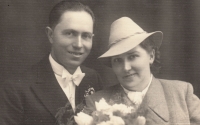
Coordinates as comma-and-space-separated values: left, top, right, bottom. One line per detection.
0, 56, 102, 125
86, 77, 200, 125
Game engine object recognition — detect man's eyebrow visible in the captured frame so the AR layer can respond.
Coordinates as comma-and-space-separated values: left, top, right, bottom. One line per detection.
62, 29, 93, 34
62, 29, 77, 33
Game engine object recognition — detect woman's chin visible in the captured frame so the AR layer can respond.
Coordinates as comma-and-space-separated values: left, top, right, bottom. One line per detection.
122, 82, 139, 91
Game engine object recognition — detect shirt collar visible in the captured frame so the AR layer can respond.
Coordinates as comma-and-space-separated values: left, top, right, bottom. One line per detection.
49, 54, 83, 77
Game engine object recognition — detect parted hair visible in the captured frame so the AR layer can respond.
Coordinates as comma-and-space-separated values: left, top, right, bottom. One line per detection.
49, 0, 95, 29
140, 37, 161, 75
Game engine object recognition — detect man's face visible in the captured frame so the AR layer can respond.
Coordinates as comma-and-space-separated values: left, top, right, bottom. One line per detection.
47, 11, 94, 73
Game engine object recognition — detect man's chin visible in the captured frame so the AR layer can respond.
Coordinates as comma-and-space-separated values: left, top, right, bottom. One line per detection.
67, 61, 83, 68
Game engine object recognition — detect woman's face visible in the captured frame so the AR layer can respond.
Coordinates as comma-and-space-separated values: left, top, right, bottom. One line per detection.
111, 45, 154, 91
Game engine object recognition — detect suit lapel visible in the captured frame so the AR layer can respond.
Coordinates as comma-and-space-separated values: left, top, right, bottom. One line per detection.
108, 78, 169, 123
31, 57, 69, 117
109, 84, 123, 104
144, 77, 169, 122
75, 78, 88, 106
109, 84, 134, 106
75, 66, 92, 106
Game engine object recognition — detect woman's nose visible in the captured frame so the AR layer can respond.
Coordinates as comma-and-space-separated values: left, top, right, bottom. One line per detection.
124, 60, 132, 71
73, 36, 83, 49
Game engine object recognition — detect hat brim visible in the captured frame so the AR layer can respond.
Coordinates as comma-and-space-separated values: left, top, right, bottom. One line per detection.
99, 31, 163, 58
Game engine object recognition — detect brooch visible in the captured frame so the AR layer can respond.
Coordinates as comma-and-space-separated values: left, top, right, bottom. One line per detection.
84, 85, 95, 97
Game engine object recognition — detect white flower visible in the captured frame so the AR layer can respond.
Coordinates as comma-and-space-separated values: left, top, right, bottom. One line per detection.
109, 115, 125, 125
97, 115, 125, 125
95, 98, 135, 116
95, 98, 112, 115
136, 116, 146, 125
74, 112, 93, 125
97, 121, 110, 125
112, 104, 134, 114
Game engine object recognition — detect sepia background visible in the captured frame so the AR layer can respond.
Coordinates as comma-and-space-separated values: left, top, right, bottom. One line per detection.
0, 0, 200, 97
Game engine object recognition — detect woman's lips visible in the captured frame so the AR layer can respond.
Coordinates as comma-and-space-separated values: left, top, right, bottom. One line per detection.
123, 73, 136, 79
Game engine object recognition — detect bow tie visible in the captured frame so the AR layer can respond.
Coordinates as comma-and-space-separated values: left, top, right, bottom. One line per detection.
127, 92, 143, 105
70, 73, 85, 86
62, 70, 85, 86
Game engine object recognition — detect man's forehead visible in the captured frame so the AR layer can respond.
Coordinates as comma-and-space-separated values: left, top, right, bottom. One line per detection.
54, 11, 93, 32
59, 10, 93, 23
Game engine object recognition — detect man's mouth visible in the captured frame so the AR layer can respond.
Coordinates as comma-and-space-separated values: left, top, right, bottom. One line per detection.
68, 51, 83, 56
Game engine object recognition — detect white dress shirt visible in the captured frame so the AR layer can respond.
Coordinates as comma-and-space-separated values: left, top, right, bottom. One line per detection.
122, 74, 152, 105
49, 54, 85, 111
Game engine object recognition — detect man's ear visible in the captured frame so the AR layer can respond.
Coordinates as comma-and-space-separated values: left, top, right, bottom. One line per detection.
150, 49, 155, 64
45, 27, 54, 44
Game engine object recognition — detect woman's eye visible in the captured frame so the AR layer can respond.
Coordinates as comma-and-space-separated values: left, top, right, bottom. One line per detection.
113, 58, 121, 63
129, 55, 137, 59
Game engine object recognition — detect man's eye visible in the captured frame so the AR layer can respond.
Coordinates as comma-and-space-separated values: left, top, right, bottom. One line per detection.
66, 32, 73, 36
82, 33, 93, 40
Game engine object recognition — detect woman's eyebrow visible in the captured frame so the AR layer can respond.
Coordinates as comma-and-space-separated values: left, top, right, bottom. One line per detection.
127, 51, 139, 55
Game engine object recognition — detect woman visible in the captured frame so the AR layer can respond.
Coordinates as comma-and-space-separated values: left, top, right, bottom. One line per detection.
85, 17, 200, 124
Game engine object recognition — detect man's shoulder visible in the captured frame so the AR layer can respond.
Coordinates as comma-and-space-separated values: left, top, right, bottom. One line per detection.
3, 56, 52, 86
31, 55, 51, 70
80, 65, 97, 74
80, 65, 101, 80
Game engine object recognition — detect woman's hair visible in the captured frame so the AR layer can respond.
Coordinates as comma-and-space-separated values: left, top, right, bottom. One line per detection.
139, 37, 161, 75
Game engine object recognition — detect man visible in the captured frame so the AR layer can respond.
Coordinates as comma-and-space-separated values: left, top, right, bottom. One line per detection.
0, 1, 102, 125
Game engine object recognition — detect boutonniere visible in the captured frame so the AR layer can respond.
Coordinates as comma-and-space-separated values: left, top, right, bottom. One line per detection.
56, 100, 86, 125
84, 84, 95, 97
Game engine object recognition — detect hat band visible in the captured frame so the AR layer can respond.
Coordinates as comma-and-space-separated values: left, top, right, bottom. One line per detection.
108, 31, 147, 48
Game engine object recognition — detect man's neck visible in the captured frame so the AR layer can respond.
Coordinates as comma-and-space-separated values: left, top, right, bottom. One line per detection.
49, 54, 79, 75
63, 65, 78, 75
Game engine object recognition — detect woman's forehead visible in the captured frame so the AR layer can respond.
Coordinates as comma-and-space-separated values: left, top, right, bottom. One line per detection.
111, 45, 142, 58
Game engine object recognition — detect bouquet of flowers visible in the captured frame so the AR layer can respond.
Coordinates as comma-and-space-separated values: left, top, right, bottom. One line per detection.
74, 98, 146, 125
56, 85, 146, 125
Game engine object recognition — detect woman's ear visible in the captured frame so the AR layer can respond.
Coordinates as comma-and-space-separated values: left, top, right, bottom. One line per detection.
150, 49, 155, 64
45, 27, 54, 44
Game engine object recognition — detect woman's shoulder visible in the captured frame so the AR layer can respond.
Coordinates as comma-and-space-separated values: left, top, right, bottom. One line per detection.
156, 78, 192, 94
158, 78, 189, 86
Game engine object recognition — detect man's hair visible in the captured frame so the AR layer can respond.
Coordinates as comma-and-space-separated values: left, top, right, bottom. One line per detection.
49, 0, 95, 29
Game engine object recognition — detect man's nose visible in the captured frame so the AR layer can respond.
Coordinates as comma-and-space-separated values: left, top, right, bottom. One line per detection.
124, 60, 132, 71
73, 35, 83, 49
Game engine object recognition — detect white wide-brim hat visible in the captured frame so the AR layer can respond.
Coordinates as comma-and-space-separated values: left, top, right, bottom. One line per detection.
98, 17, 163, 58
